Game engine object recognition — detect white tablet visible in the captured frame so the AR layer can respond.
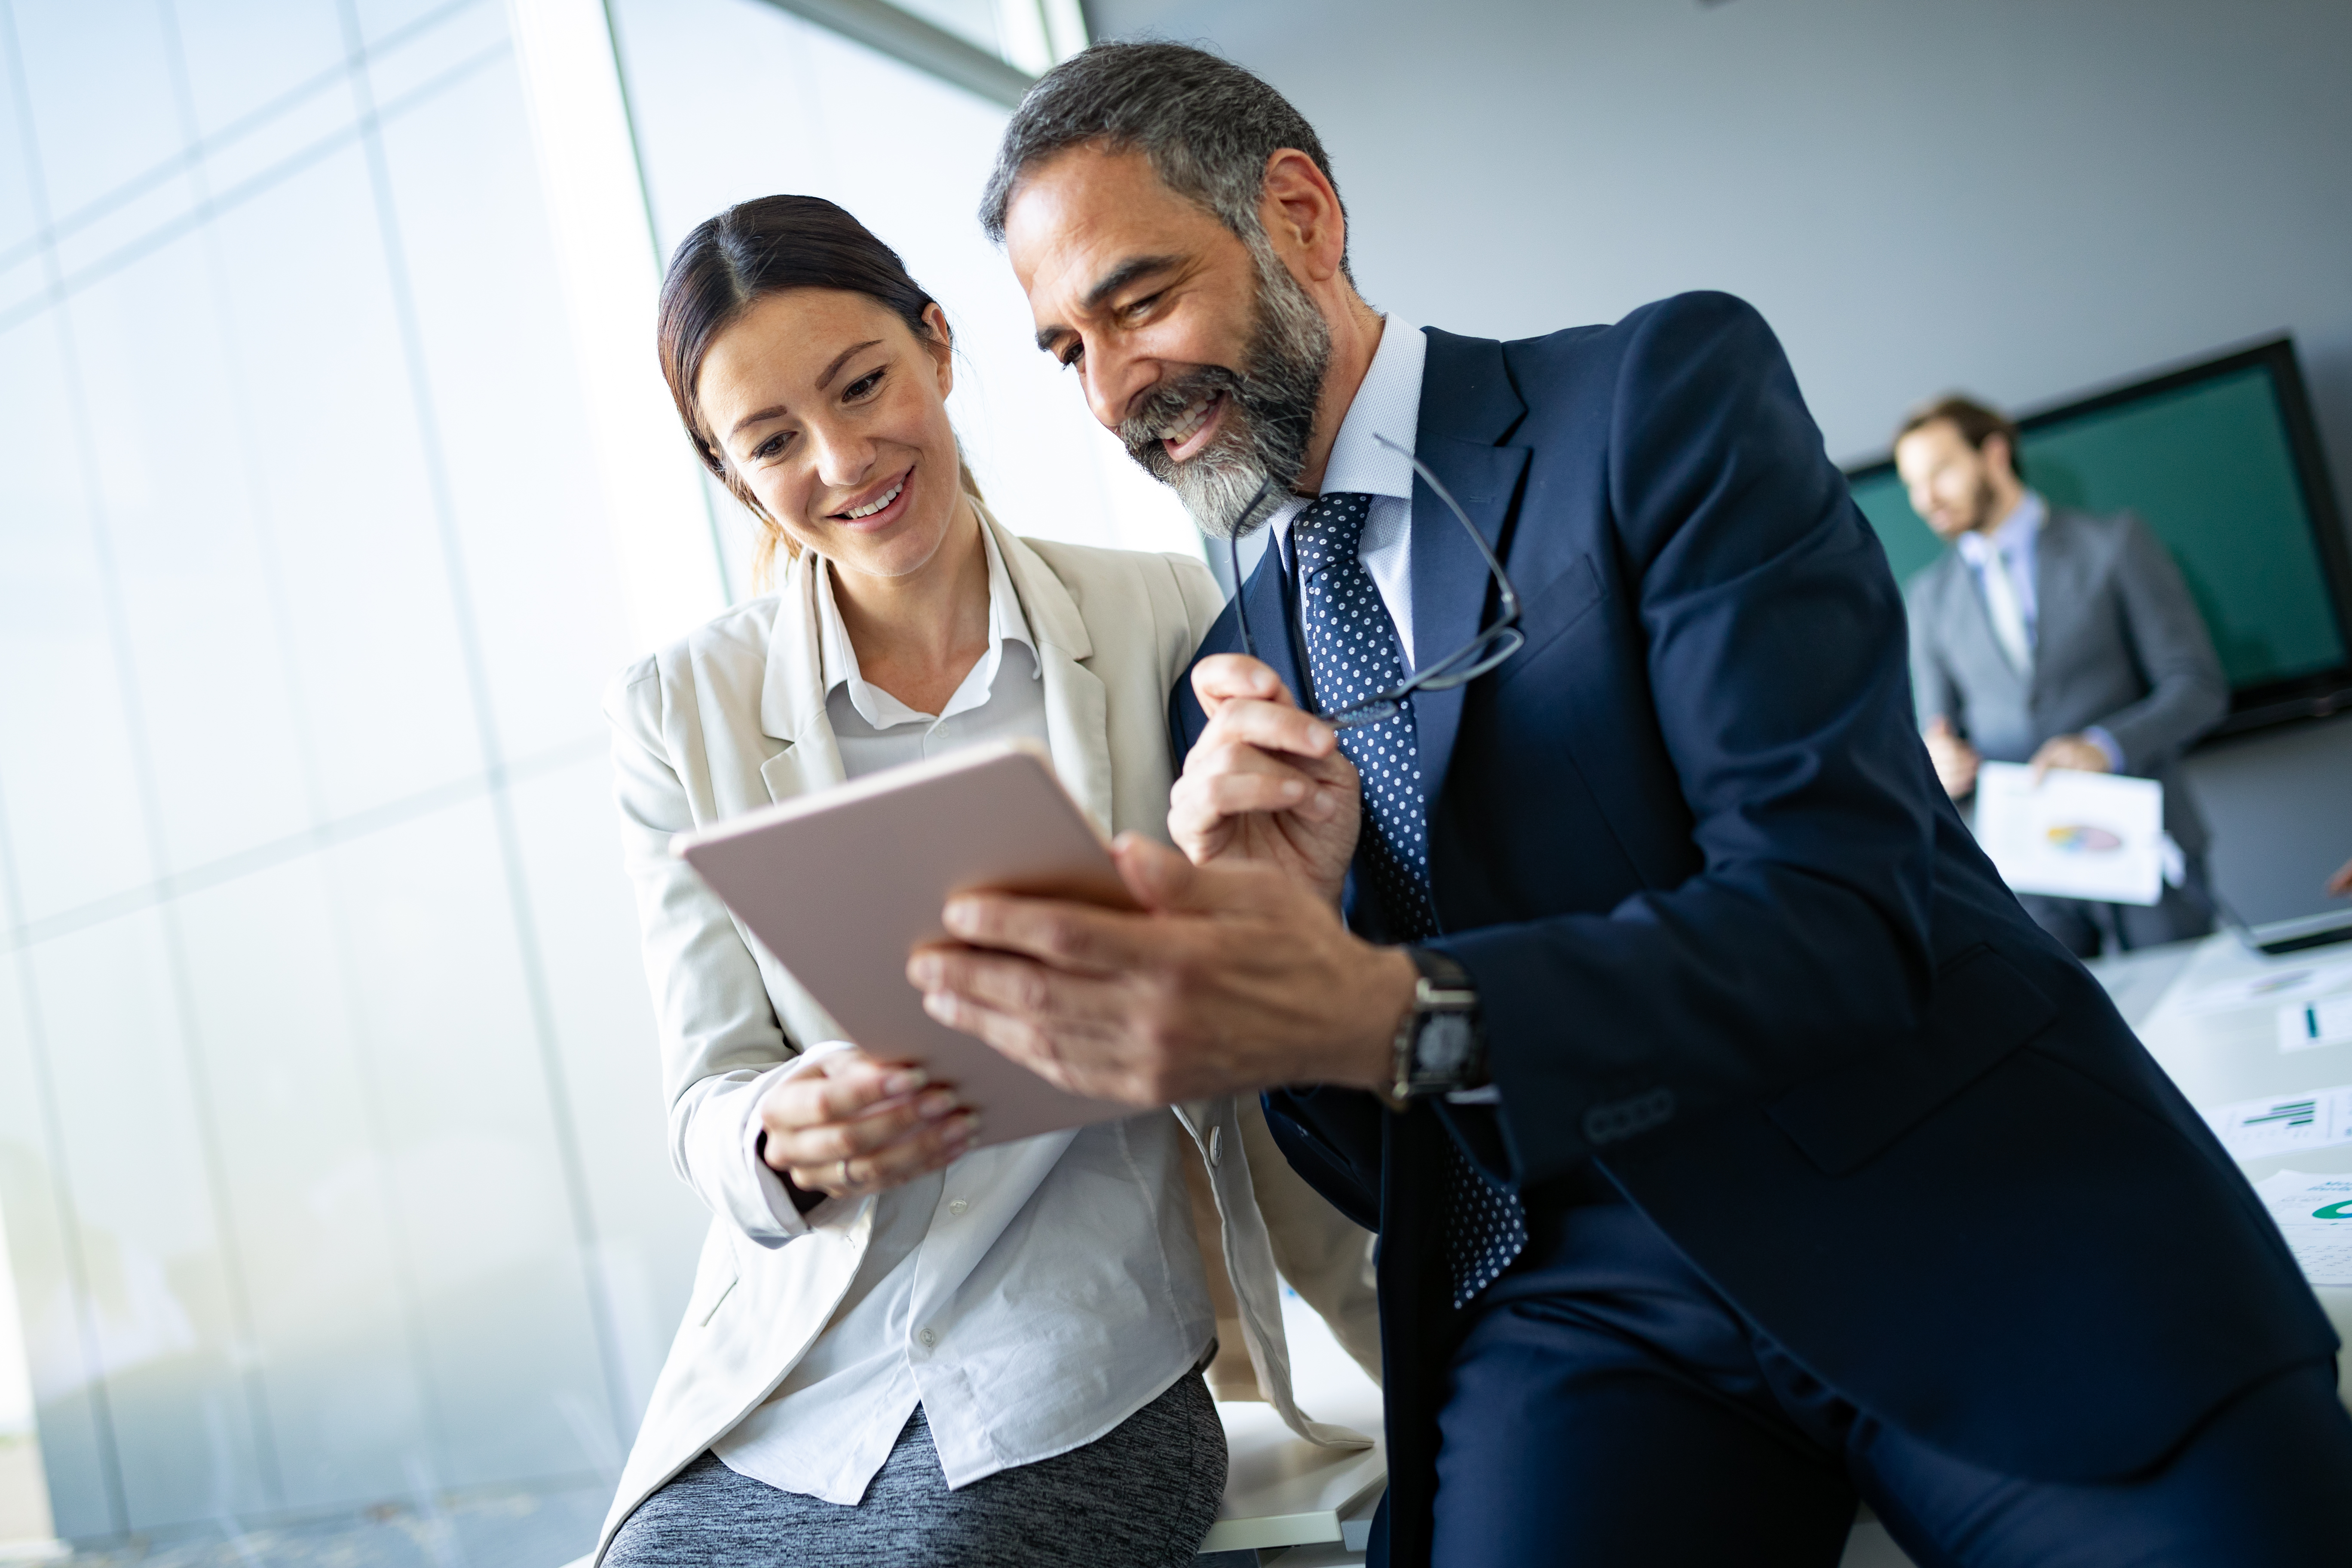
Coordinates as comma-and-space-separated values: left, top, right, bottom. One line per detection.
672, 741, 1139, 1145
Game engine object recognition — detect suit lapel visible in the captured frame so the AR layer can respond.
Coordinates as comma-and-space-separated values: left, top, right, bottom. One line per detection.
2027, 508, 2084, 690
1237, 533, 1306, 709
1407, 331, 1529, 811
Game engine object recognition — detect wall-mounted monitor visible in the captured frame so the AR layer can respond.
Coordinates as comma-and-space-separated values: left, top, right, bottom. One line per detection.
1845, 337, 2352, 737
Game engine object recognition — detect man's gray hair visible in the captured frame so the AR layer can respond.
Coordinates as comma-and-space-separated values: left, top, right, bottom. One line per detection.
978, 40, 1349, 276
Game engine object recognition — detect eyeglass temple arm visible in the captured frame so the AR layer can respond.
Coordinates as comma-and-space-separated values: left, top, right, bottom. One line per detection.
1225, 473, 1280, 663
1372, 433, 1521, 624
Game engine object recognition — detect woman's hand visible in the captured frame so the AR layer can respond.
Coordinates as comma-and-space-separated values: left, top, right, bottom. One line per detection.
757, 1047, 979, 1201
1170, 655, 1361, 909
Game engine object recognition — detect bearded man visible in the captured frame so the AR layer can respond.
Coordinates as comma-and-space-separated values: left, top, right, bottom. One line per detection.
1895, 395, 2228, 958
905, 41, 2351, 1568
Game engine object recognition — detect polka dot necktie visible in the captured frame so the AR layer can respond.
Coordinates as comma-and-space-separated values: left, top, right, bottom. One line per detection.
1292, 493, 1527, 1309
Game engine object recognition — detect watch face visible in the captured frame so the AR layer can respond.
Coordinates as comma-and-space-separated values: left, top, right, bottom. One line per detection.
1417, 1013, 1476, 1078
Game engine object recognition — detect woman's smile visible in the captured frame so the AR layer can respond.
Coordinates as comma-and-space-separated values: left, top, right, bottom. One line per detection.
828, 465, 916, 531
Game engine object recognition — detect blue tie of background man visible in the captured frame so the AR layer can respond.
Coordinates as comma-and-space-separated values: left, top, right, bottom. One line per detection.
1292, 491, 1525, 1307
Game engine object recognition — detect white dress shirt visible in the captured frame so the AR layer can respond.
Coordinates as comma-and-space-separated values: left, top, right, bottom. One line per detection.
1264, 316, 1429, 665
711, 525, 1214, 1504
1954, 490, 2046, 654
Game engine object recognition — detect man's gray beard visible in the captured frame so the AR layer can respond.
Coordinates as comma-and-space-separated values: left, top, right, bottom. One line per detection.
1117, 239, 1332, 541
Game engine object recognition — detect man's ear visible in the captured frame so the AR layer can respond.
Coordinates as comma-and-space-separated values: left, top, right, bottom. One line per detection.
1982, 431, 2017, 482
1257, 148, 1347, 284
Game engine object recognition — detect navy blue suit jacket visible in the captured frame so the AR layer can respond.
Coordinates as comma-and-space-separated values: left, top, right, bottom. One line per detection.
1171, 294, 2333, 1565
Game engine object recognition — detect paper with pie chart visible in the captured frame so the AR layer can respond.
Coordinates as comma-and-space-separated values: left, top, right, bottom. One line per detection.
1971, 762, 2165, 906
2253, 1170, 2352, 1287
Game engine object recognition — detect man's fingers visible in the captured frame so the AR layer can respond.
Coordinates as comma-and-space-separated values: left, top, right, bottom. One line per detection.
933, 887, 1151, 972
797, 1060, 926, 1124
1197, 695, 1338, 763
1191, 654, 1297, 715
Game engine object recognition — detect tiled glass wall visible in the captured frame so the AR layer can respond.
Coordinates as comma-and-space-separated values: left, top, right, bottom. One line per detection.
0, 0, 707, 1541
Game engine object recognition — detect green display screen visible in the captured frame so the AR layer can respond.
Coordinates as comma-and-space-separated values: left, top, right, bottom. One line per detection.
1849, 364, 2349, 694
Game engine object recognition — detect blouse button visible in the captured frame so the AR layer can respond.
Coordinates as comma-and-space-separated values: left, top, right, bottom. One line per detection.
919, 1328, 937, 1348
948, 1198, 968, 1217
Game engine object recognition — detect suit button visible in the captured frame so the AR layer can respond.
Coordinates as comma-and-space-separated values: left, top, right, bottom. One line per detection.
1208, 1126, 1223, 1167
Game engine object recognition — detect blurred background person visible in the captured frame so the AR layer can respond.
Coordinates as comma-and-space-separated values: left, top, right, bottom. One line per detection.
1896, 395, 2229, 957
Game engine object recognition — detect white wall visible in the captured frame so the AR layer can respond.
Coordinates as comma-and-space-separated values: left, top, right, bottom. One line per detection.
1087, 0, 2352, 921
1089, 0, 2352, 472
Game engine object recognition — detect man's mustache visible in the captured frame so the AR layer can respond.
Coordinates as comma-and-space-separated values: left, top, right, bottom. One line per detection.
1118, 367, 1243, 462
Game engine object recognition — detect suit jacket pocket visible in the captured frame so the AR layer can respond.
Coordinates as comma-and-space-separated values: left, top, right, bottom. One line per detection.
1767, 945, 2060, 1176
1499, 552, 1607, 676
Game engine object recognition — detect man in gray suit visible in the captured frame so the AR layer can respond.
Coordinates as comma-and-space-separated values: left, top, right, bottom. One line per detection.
1896, 395, 2228, 957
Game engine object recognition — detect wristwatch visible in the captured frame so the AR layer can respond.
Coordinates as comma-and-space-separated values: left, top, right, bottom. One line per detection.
1381, 948, 1486, 1110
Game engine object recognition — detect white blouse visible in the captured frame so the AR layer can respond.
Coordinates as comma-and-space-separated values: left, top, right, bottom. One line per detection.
709, 528, 1215, 1504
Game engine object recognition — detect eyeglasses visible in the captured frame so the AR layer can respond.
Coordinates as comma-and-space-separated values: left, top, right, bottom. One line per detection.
1227, 433, 1525, 729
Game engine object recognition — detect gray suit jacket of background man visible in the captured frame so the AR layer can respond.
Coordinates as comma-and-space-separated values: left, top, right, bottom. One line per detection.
1905, 507, 2228, 855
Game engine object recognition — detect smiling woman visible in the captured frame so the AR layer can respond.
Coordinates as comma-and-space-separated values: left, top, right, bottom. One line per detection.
591, 196, 1383, 1567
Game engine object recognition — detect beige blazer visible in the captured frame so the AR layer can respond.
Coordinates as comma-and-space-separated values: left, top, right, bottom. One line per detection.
596, 507, 1378, 1559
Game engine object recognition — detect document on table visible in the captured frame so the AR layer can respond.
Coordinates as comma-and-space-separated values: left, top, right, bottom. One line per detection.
2277, 993, 2352, 1054
2253, 1170, 2352, 1287
2201, 1083, 2352, 1161
1970, 762, 2164, 905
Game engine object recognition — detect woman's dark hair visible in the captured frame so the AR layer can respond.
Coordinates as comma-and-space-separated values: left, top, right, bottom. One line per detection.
656, 194, 980, 589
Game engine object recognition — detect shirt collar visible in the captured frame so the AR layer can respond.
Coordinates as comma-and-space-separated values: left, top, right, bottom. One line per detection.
1956, 490, 2045, 566
1268, 318, 1427, 540
814, 518, 1039, 731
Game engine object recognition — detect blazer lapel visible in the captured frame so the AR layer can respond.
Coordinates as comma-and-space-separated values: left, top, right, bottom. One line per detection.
760, 550, 848, 801
989, 511, 1117, 834
1239, 535, 1306, 709
1408, 330, 1530, 811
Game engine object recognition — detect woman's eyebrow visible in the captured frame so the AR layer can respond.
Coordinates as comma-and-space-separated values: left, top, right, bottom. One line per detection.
726, 338, 890, 438
816, 338, 885, 390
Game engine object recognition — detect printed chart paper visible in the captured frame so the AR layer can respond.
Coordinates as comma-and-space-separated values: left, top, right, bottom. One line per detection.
1971, 762, 2164, 905
2277, 994, 2352, 1054
2202, 1083, 2352, 1161
2253, 1170, 2352, 1287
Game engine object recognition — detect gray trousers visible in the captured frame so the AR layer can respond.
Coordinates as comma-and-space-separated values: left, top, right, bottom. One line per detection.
605, 1372, 1225, 1567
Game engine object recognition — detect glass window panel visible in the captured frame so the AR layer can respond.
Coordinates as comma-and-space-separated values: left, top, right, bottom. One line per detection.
0, 316, 157, 927
886, 0, 1000, 59
9, 0, 185, 227
167, 0, 347, 143
0, 960, 115, 1540
202, 139, 484, 822
46, 170, 202, 288
0, 18, 40, 257
171, 857, 433, 1513
27, 910, 272, 1528
62, 235, 313, 877
372, 54, 635, 764
352, 0, 483, 51
505, 757, 705, 1423
361, 0, 508, 110
322, 802, 615, 1485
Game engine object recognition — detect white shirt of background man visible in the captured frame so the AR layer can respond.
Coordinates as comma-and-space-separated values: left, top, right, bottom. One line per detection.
714, 520, 1214, 1504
